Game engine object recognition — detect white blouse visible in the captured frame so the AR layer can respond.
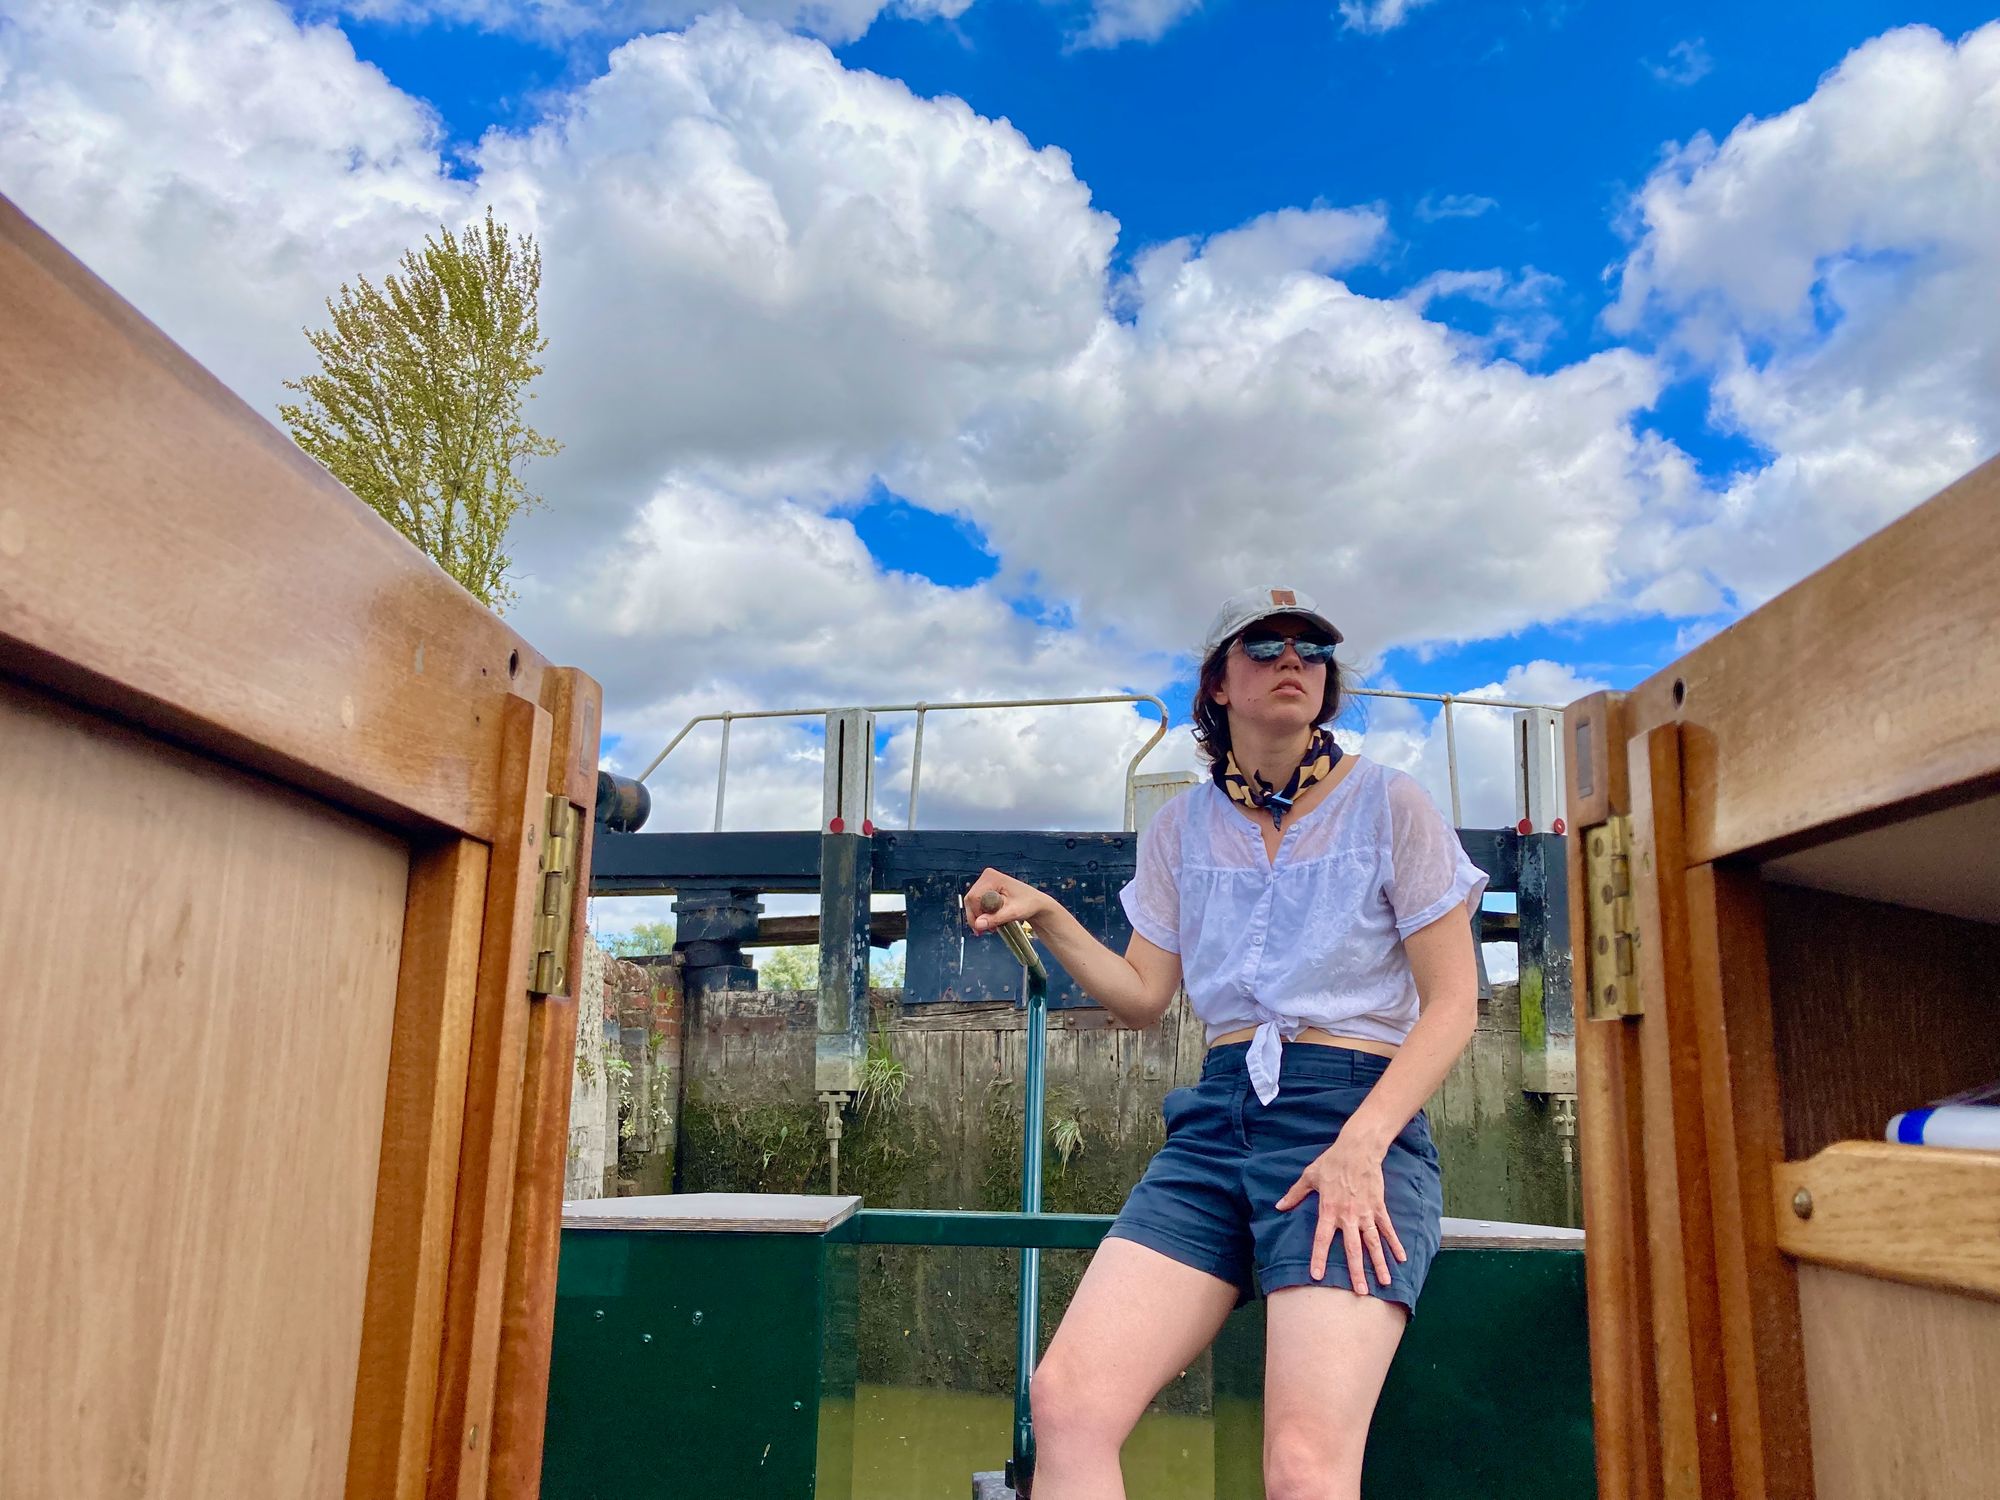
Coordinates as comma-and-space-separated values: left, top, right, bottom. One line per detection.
1119, 757, 1488, 1104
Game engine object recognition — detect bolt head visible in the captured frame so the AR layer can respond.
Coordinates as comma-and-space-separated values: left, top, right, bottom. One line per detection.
1791, 1188, 1814, 1220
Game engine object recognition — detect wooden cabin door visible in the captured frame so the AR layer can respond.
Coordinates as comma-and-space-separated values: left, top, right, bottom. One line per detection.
0, 196, 598, 1500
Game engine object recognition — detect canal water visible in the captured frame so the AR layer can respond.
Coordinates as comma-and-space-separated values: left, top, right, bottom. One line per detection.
852, 1383, 1215, 1498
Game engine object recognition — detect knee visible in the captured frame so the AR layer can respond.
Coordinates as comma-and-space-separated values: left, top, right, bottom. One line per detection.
1030, 1350, 1132, 1451
1263, 1423, 1363, 1500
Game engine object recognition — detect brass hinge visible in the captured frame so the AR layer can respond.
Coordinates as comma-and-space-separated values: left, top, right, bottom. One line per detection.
1584, 814, 1643, 1019
530, 793, 582, 997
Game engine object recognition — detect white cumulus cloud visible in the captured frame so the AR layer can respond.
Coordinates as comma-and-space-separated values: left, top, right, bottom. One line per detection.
1612, 21, 2000, 607
318, 0, 973, 46
1070, 0, 1202, 49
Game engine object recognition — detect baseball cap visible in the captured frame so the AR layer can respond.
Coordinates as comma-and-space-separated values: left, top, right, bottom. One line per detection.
1202, 586, 1344, 656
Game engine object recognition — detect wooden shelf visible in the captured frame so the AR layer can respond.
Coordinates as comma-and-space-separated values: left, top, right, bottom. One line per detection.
1773, 1140, 2000, 1301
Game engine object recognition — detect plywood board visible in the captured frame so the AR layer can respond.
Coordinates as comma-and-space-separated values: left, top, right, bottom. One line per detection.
0, 677, 408, 1499
1798, 1264, 2000, 1500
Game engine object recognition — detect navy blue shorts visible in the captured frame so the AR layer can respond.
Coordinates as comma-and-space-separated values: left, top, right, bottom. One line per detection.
1104, 1041, 1443, 1314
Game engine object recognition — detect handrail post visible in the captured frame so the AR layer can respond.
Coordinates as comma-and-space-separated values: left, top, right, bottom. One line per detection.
908, 704, 928, 829
714, 712, 733, 832
1443, 696, 1463, 828
1011, 953, 1047, 1494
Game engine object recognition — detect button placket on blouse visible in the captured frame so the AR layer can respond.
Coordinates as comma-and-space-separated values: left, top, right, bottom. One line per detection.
1243, 819, 1296, 1104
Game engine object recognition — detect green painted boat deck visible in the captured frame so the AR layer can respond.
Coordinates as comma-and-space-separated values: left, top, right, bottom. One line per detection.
541, 1198, 1594, 1499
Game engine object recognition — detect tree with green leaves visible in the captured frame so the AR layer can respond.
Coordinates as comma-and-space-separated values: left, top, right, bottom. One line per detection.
754, 943, 906, 990
279, 207, 558, 611
604, 919, 677, 959
756, 944, 821, 991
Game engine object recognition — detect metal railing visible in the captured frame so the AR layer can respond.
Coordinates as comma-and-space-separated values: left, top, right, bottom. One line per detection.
636, 694, 1171, 832
634, 687, 1564, 833
1346, 687, 1563, 827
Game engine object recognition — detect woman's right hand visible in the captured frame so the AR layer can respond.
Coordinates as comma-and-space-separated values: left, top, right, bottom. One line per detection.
963, 867, 1052, 934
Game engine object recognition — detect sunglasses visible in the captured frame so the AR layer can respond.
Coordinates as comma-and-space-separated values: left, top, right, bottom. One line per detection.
1238, 630, 1338, 665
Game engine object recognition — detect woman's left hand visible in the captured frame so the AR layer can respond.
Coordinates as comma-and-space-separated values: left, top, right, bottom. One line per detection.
1275, 1132, 1409, 1294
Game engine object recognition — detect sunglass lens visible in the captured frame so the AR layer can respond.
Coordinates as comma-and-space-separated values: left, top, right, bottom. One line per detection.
1242, 632, 1334, 662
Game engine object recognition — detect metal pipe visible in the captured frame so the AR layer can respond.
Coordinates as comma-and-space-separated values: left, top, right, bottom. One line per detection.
1443, 697, 1462, 828
713, 713, 733, 832
638, 694, 1175, 831
637, 687, 1556, 832
979, 891, 1046, 1495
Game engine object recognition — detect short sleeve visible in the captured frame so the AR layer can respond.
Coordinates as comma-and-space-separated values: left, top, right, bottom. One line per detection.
1384, 771, 1490, 940
1119, 795, 1184, 953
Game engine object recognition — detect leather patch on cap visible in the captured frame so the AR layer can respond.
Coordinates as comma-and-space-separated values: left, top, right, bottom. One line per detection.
1269, 589, 1297, 606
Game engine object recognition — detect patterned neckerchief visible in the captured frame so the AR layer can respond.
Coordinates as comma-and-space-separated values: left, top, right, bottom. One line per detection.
1221, 727, 1343, 830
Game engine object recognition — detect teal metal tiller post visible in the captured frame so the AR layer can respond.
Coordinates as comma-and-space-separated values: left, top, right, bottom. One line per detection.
980, 892, 1049, 1497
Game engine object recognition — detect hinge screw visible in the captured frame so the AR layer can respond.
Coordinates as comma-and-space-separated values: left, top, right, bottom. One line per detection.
1792, 1188, 1814, 1220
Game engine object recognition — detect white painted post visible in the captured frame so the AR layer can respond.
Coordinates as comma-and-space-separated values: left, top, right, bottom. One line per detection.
821, 708, 878, 832
1130, 770, 1200, 834
1512, 708, 1561, 833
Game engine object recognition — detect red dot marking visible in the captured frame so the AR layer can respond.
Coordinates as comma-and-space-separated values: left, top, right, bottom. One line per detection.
862, 819, 875, 835
1552, 817, 1567, 835
829, 816, 845, 833
1517, 818, 1534, 835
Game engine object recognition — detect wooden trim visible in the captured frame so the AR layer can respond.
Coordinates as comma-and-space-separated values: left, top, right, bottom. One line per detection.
488, 667, 603, 1498
1618, 455, 2000, 865
1569, 690, 1664, 1500
1628, 724, 1734, 1499
1684, 860, 1814, 1500
1564, 689, 1630, 833
1577, 987, 1659, 1500
0, 194, 549, 842
1774, 1142, 2000, 1302
347, 838, 491, 1500
428, 697, 552, 1500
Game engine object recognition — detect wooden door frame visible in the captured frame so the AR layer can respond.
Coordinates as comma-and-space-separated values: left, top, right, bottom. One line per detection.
1, 195, 599, 1500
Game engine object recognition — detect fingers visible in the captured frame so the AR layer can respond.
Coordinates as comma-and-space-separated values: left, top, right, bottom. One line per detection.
1275, 1176, 1308, 1213
962, 869, 1014, 931
1381, 1211, 1408, 1266
964, 868, 1048, 933
1344, 1218, 1368, 1295
1363, 1220, 1392, 1287
1309, 1202, 1336, 1282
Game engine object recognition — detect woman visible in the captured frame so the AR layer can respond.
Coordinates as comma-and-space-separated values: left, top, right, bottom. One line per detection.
962, 585, 1485, 1500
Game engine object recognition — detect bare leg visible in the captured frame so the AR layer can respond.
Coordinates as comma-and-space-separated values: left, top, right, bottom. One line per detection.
1030, 1237, 1240, 1500
1260, 1287, 1406, 1500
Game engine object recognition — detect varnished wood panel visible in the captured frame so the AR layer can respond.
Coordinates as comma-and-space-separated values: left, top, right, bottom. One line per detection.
1568, 686, 1663, 1500
1796, 1266, 2000, 1500
1627, 725, 1733, 1499
1619, 455, 2000, 864
1764, 884, 2000, 1160
0, 194, 548, 842
428, 697, 553, 1500
490, 666, 602, 1498
346, 839, 491, 1500
0, 676, 408, 1499
1775, 1142, 2000, 1301
1683, 862, 1813, 1500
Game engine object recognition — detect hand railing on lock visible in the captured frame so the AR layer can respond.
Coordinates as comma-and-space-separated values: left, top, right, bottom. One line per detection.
633, 687, 1566, 834
635, 695, 1172, 832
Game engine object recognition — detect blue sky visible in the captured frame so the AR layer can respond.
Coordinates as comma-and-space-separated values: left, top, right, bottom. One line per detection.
9, 0, 1998, 839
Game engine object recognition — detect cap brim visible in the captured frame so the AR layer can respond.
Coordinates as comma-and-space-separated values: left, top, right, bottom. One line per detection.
1229, 606, 1344, 646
